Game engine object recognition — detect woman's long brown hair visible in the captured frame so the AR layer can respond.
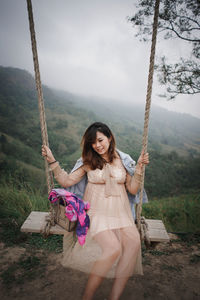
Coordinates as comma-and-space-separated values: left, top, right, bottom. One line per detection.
81, 122, 116, 170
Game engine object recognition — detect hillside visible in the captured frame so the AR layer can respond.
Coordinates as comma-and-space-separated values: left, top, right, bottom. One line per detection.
0, 66, 200, 196
54, 89, 200, 157
0, 66, 97, 169
1, 66, 200, 158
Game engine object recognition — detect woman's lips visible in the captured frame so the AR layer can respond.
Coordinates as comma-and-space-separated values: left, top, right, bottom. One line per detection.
97, 148, 104, 152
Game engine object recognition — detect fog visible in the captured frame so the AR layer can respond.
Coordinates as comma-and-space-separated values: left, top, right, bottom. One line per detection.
0, 0, 199, 118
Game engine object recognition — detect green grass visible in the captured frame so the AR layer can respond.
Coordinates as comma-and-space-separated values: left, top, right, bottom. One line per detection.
142, 191, 200, 233
175, 233, 200, 245
25, 234, 63, 253
0, 179, 48, 221
0, 179, 199, 255
0, 180, 63, 252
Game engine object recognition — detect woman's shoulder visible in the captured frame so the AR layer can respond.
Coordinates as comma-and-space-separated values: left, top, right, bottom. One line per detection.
116, 149, 136, 176
82, 164, 91, 172
116, 149, 135, 163
71, 157, 90, 173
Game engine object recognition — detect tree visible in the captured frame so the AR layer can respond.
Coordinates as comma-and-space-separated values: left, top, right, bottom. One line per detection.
129, 0, 200, 99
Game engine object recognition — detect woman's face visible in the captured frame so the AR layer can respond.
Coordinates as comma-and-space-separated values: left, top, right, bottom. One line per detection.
92, 131, 110, 158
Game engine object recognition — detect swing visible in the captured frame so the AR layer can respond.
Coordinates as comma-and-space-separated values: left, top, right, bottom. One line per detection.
21, 0, 169, 254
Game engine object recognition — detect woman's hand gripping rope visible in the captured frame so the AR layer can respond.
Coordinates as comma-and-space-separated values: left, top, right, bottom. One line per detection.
135, 149, 149, 174
41, 145, 56, 164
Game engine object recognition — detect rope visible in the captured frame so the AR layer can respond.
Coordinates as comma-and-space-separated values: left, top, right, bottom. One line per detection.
136, 0, 160, 242
140, 217, 151, 247
26, 0, 55, 236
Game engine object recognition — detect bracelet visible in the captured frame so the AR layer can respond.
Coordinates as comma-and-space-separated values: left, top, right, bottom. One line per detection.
49, 160, 57, 165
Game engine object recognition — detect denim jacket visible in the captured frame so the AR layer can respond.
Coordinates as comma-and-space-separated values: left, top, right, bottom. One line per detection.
67, 149, 148, 219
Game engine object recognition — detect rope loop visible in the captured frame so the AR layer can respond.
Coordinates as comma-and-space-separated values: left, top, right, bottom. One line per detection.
140, 216, 151, 247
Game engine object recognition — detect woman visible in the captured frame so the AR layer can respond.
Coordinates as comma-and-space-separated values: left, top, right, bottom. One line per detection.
42, 122, 149, 300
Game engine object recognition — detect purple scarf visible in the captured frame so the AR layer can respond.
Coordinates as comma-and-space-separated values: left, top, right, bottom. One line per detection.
48, 188, 90, 245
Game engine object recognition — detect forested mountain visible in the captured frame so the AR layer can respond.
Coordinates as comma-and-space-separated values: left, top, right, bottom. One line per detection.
0, 66, 199, 197
56, 90, 200, 157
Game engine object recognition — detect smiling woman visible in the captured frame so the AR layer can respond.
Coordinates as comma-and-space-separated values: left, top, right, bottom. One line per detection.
92, 131, 111, 158
42, 122, 149, 300
82, 123, 116, 170
24, 0, 162, 298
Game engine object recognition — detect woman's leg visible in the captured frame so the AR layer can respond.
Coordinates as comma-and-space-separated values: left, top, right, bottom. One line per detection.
108, 226, 141, 300
82, 273, 104, 300
82, 230, 121, 300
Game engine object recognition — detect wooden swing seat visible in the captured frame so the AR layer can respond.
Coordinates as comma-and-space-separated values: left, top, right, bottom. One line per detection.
21, 211, 170, 243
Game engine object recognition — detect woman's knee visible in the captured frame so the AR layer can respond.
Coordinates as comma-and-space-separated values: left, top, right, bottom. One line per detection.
112, 242, 122, 259
123, 228, 141, 251
103, 241, 121, 261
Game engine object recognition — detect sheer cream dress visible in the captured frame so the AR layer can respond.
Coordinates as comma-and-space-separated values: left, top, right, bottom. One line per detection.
52, 157, 143, 278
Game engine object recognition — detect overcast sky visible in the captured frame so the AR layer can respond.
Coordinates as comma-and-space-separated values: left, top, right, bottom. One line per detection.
0, 0, 199, 118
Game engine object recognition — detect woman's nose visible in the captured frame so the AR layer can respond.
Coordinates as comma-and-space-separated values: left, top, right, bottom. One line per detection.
96, 141, 100, 148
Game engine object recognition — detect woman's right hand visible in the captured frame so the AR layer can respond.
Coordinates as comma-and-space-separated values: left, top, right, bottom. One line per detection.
41, 145, 56, 163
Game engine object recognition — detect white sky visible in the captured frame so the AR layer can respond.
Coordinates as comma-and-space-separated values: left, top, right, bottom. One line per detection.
0, 0, 199, 118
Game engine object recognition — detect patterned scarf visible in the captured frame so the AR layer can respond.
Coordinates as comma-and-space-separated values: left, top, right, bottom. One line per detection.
48, 188, 90, 245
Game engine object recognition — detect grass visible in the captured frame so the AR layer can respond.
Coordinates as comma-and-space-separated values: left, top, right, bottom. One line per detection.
0, 180, 63, 252
142, 191, 200, 233
0, 178, 48, 218
176, 233, 200, 245
0, 179, 199, 256
25, 234, 63, 253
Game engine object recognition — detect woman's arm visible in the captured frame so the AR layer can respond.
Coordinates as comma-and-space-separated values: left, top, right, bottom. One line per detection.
126, 171, 142, 195
51, 162, 86, 188
125, 150, 149, 195
42, 145, 86, 188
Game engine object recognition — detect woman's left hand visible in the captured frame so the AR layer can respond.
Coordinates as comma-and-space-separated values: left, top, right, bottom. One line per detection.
136, 150, 149, 172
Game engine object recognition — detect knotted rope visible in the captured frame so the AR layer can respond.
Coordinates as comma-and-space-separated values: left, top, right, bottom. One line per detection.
26, 0, 55, 237
136, 0, 160, 244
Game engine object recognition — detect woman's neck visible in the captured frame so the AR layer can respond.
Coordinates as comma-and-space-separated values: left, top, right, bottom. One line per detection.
101, 153, 109, 162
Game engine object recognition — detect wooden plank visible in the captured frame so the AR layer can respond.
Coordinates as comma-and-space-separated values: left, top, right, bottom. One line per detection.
146, 219, 166, 230
146, 219, 170, 242
148, 229, 170, 242
21, 213, 170, 243
21, 211, 66, 235
49, 224, 66, 235
146, 219, 164, 224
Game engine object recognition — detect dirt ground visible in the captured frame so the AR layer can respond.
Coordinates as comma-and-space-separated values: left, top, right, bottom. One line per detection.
0, 233, 200, 300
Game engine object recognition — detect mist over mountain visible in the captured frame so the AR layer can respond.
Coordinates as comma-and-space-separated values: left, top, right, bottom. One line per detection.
0, 66, 199, 162
58, 89, 200, 155
0, 66, 199, 197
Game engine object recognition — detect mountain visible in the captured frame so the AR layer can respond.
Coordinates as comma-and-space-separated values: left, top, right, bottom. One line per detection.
0, 66, 199, 196
54, 83, 200, 158
0, 66, 200, 161
0, 66, 98, 168
69, 95, 200, 154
